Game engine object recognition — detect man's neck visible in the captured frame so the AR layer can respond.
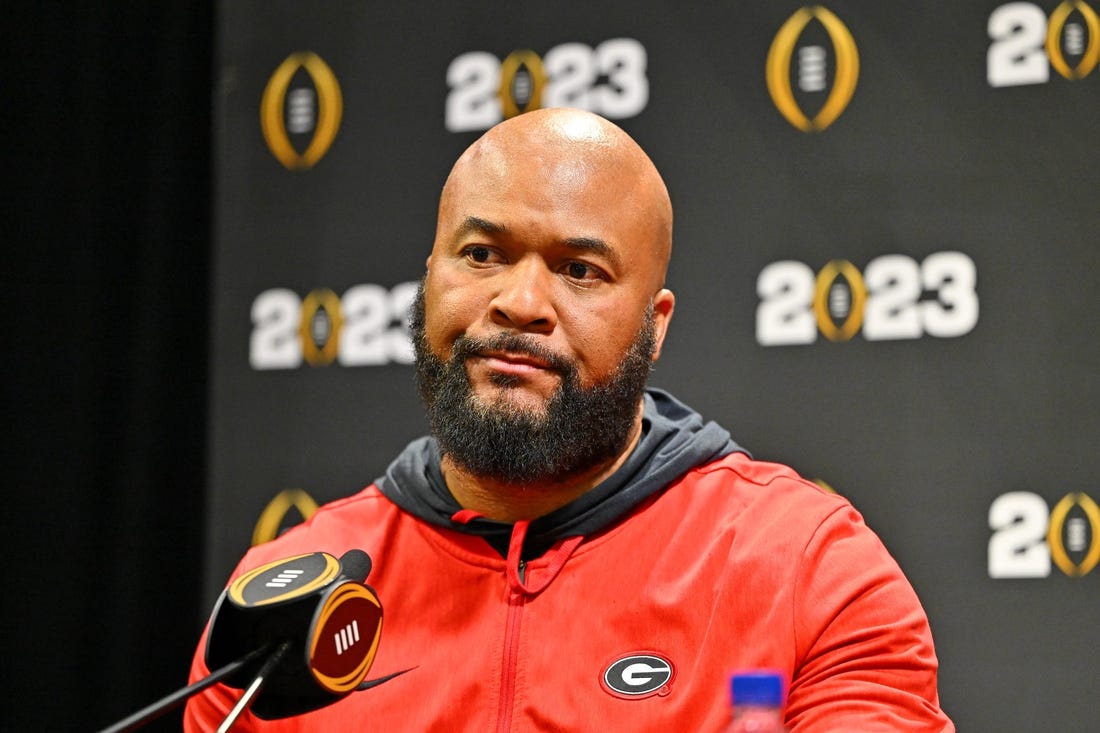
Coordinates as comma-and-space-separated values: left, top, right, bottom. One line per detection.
441, 418, 643, 523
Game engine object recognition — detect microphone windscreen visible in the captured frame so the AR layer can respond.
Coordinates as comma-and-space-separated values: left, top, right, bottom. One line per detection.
338, 549, 372, 583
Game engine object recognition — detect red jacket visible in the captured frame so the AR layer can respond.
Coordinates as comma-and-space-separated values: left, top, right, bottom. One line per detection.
185, 445, 952, 731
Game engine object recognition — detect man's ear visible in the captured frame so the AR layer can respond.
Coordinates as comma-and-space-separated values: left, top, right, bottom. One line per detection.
650, 288, 675, 361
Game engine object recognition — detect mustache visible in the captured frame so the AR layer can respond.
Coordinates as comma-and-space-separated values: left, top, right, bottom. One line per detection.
450, 332, 574, 373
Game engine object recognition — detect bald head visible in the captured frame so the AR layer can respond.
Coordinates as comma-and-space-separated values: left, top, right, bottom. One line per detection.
437, 109, 673, 289
419, 108, 678, 500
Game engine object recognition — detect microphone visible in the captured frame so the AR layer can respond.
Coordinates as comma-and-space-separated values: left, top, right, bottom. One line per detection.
96, 549, 385, 733
204, 549, 384, 721
95, 550, 387, 726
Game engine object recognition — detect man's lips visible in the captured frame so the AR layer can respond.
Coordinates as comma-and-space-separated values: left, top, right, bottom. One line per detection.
472, 351, 557, 376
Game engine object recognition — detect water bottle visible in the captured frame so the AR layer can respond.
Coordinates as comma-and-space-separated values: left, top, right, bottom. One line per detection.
723, 670, 787, 733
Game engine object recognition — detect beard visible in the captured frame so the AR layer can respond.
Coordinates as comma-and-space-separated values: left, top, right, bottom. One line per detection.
410, 283, 656, 485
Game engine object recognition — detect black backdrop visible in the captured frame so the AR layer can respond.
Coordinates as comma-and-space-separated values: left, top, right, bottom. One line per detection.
204, 3, 1099, 731
7, 2, 1100, 731
6, 3, 212, 730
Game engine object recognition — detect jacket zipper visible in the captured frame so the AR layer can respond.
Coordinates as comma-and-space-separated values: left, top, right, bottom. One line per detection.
496, 560, 526, 733
495, 525, 583, 733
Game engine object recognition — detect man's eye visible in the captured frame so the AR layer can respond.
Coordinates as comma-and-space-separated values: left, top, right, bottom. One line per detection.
565, 262, 600, 280
465, 246, 492, 263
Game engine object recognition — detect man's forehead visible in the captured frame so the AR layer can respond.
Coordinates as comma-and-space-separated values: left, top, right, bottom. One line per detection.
435, 111, 672, 281
458, 138, 600, 183
457, 139, 515, 180
479, 108, 616, 153
454, 132, 641, 199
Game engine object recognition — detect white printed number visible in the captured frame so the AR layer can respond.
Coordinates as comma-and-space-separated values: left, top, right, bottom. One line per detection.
988, 492, 1052, 578
755, 252, 979, 346
249, 283, 417, 369
445, 39, 648, 132
988, 3, 1050, 87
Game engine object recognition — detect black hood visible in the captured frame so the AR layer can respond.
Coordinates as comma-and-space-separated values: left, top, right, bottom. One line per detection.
375, 388, 745, 559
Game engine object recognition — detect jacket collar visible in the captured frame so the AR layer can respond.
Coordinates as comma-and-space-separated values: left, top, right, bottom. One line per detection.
376, 388, 745, 559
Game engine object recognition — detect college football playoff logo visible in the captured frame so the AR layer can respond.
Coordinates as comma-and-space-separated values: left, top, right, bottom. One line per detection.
260, 52, 343, 169
766, 6, 859, 132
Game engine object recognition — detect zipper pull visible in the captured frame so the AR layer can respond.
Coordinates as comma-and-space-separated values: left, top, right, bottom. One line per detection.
506, 520, 531, 592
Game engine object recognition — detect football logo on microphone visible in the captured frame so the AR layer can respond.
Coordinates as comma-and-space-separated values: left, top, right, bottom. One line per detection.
310, 582, 383, 694
260, 52, 343, 169
229, 552, 342, 606
766, 6, 859, 132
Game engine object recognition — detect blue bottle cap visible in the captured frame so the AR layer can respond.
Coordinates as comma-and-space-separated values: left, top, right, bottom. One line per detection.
730, 670, 785, 707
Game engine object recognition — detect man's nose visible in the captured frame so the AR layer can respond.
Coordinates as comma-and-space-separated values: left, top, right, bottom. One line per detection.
487, 258, 557, 333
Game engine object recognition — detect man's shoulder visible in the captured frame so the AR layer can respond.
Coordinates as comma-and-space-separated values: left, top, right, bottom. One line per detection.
664, 451, 856, 535
235, 483, 402, 571
687, 451, 842, 503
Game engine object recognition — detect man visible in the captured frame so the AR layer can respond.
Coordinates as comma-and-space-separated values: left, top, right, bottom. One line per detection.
185, 108, 954, 731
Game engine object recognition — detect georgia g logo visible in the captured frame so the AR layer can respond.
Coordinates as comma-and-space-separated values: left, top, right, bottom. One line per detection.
600, 653, 675, 700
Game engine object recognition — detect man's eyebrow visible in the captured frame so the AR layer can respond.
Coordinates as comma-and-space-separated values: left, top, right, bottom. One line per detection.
564, 236, 621, 268
455, 216, 506, 238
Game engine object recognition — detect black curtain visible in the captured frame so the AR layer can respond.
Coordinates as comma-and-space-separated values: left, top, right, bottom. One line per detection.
6, 3, 212, 730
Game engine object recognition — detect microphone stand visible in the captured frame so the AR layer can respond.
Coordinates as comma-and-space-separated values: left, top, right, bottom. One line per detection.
216, 641, 289, 733
96, 643, 280, 733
